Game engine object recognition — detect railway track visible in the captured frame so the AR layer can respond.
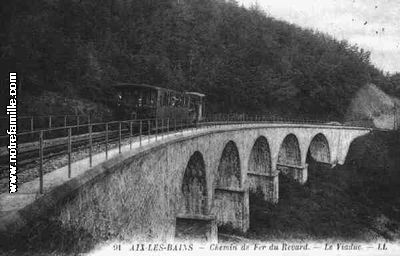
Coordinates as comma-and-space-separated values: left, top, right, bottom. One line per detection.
0, 121, 189, 194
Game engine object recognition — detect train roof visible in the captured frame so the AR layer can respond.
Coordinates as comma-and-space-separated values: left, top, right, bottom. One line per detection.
113, 83, 205, 97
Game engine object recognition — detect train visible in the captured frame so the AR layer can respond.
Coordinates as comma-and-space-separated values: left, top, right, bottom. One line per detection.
113, 83, 205, 122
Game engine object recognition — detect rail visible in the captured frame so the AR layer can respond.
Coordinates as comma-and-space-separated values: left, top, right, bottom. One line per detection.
0, 114, 371, 194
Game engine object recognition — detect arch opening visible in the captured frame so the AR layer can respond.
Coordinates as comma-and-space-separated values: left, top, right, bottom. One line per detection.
277, 134, 301, 166
212, 141, 246, 232
306, 133, 331, 164
248, 136, 272, 175
181, 151, 208, 215
277, 134, 307, 184
215, 141, 241, 189
248, 136, 276, 228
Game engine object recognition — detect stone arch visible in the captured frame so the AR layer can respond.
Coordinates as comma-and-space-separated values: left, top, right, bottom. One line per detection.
215, 141, 241, 189
248, 136, 272, 175
277, 133, 307, 183
307, 133, 331, 164
181, 151, 208, 215
247, 136, 277, 209
212, 140, 246, 232
277, 133, 301, 166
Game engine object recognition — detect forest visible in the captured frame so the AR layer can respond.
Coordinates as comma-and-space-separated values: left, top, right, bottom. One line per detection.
1, 0, 399, 120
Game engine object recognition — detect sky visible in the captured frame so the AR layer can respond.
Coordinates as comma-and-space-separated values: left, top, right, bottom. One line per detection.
237, 0, 400, 74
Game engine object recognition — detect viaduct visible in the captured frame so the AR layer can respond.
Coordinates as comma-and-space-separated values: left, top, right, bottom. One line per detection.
0, 123, 370, 243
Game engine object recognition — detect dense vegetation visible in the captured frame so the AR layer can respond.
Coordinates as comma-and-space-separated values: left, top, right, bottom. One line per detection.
1, 0, 399, 119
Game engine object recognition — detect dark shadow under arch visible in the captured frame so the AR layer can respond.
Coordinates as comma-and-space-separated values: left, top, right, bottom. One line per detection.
278, 134, 301, 166
181, 151, 208, 215
307, 133, 331, 164
248, 136, 272, 175
216, 141, 241, 188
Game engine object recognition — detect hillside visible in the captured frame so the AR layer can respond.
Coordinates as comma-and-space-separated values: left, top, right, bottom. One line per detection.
1, 0, 399, 120
345, 84, 400, 129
